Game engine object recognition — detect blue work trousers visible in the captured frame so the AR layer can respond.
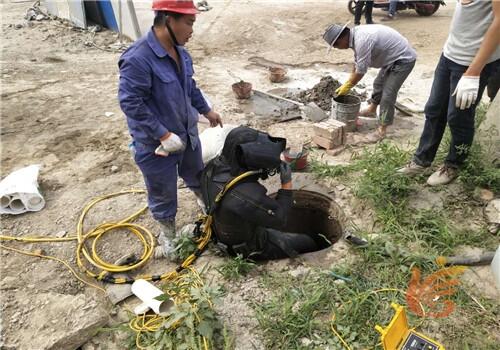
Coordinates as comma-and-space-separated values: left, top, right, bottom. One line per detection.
414, 54, 499, 168
133, 140, 204, 221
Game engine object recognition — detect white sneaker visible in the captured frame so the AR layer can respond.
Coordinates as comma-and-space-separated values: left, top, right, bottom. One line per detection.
426, 165, 458, 186
397, 160, 426, 175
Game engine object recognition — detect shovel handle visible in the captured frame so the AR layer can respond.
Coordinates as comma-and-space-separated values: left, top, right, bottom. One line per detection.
227, 70, 244, 83
253, 89, 304, 106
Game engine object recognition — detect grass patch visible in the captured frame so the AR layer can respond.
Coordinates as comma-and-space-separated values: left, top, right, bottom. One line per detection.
310, 139, 497, 254
283, 119, 500, 349
216, 254, 256, 281
352, 142, 414, 201
311, 141, 414, 215
255, 262, 500, 349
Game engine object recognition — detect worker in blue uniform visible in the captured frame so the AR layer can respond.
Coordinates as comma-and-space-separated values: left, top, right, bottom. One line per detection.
118, 0, 222, 260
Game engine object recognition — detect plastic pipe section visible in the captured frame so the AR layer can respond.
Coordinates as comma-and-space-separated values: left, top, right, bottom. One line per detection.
131, 279, 174, 315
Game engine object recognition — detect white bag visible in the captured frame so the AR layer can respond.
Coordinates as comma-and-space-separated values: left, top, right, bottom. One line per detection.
198, 90, 213, 125
0, 165, 45, 215
199, 124, 237, 165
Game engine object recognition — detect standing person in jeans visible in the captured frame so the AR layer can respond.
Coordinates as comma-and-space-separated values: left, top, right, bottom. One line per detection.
398, 0, 500, 186
118, 0, 223, 260
354, 0, 374, 25
323, 23, 417, 137
383, 0, 399, 21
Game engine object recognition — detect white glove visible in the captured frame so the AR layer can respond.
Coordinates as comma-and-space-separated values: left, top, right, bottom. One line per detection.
453, 76, 480, 110
155, 132, 185, 156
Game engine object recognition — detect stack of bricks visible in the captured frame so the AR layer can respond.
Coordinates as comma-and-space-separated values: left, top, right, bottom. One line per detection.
312, 119, 346, 150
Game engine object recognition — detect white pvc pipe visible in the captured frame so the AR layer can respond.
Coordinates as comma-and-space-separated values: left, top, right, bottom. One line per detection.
0, 165, 45, 215
131, 279, 173, 315
1, 195, 11, 209
20, 192, 45, 212
9, 196, 26, 214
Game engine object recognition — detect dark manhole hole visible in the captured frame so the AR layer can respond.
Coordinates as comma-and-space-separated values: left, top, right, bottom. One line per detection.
273, 189, 345, 253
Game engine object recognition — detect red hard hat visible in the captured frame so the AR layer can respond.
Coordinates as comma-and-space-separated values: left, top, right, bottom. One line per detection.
152, 0, 199, 15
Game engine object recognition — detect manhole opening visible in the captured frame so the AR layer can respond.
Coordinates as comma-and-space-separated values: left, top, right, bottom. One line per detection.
272, 190, 344, 252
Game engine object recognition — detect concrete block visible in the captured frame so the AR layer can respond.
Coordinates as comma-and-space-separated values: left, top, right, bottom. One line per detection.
313, 119, 345, 139
313, 135, 336, 150
312, 119, 346, 149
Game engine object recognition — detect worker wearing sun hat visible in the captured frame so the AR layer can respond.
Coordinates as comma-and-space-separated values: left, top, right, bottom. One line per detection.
118, 0, 223, 260
323, 22, 416, 138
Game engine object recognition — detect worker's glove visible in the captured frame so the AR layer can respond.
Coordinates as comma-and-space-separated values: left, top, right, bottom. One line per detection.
335, 81, 354, 96
279, 161, 292, 185
453, 76, 480, 110
155, 132, 186, 157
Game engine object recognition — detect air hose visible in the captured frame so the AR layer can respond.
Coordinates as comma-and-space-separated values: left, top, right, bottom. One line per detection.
0, 171, 260, 286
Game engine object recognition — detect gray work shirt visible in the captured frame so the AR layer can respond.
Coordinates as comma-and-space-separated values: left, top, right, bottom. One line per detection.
349, 24, 417, 74
444, 0, 500, 66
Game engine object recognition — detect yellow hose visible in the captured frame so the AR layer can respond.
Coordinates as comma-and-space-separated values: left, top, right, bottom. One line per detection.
0, 172, 259, 349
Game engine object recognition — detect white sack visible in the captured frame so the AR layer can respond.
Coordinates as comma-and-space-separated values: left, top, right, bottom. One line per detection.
199, 124, 237, 165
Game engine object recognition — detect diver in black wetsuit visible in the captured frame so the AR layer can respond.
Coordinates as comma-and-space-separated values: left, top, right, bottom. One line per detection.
200, 126, 318, 260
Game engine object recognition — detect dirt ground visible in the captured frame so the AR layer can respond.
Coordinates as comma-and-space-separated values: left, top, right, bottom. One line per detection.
1, 1, 498, 349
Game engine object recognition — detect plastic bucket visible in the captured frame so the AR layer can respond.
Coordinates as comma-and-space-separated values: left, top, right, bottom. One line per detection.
283, 149, 308, 171
333, 95, 361, 132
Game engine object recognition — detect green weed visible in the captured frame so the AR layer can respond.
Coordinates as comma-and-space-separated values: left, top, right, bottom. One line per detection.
352, 142, 413, 211
172, 233, 198, 262
308, 158, 357, 178
126, 270, 232, 350
216, 254, 256, 281
311, 141, 413, 206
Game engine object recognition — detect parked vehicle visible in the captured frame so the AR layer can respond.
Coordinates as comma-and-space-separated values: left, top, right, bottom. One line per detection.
348, 0, 445, 17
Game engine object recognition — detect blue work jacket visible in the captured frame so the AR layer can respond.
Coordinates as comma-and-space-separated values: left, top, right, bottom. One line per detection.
118, 28, 210, 149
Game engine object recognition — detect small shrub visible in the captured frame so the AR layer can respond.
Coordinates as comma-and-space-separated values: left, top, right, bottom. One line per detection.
216, 254, 256, 281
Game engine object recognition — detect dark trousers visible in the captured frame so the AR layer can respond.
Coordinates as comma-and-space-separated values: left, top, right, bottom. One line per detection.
248, 229, 318, 261
369, 60, 416, 126
487, 67, 500, 101
354, 0, 374, 25
414, 54, 500, 168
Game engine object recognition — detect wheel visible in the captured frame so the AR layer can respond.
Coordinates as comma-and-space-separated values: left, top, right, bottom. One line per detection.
348, 0, 364, 16
415, 2, 440, 16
